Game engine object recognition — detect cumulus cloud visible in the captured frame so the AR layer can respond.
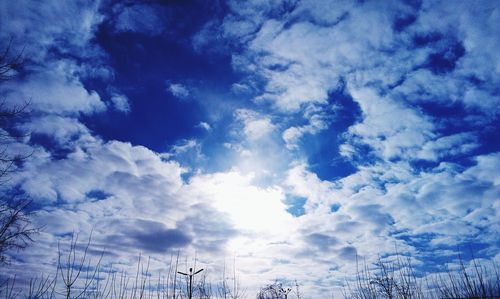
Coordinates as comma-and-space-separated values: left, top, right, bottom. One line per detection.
18, 115, 95, 148
14, 141, 182, 204
9, 139, 251, 260
2, 60, 106, 115
226, 1, 414, 112
285, 163, 338, 213
201, 2, 499, 291
2, 1, 500, 297
221, 0, 500, 152
344, 87, 435, 161
417, 132, 479, 161
0, 0, 110, 127
285, 153, 499, 265
6, 137, 305, 291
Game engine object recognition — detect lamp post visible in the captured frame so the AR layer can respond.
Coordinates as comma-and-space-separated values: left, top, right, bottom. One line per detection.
280, 287, 292, 299
177, 267, 204, 299
271, 284, 291, 299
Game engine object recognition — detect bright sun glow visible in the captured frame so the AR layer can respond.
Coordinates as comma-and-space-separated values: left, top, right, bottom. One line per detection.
192, 170, 294, 235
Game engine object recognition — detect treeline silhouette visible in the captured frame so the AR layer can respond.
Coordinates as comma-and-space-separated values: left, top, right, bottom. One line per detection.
1, 234, 499, 299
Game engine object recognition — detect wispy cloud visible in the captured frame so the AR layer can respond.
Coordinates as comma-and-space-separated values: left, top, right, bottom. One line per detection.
110, 93, 131, 114
235, 109, 276, 141
197, 121, 211, 131
167, 83, 190, 99
111, 3, 166, 36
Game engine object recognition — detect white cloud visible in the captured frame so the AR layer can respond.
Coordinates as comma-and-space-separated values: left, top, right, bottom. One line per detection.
5, 137, 307, 295
417, 1, 500, 86
170, 139, 199, 155
0, 0, 103, 63
343, 86, 483, 164
464, 152, 500, 185
167, 83, 190, 99
282, 104, 333, 149
2, 1, 500, 297
0, 1, 113, 137
284, 153, 500, 269
197, 121, 211, 131
14, 140, 184, 204
394, 69, 500, 122
0, 0, 108, 117
247, 21, 339, 111
226, 1, 410, 112
2, 60, 106, 115
285, 163, 339, 212
202, 5, 500, 284
221, 0, 500, 132
382, 158, 499, 241
18, 115, 95, 148
345, 87, 435, 161
417, 132, 478, 161
235, 109, 276, 141
110, 93, 131, 113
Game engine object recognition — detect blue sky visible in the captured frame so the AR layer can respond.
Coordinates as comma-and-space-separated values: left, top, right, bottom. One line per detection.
1, 0, 499, 296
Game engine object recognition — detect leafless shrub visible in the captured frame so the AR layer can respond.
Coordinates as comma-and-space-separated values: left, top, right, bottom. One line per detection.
431, 253, 500, 299
57, 233, 103, 299
0, 39, 36, 266
343, 256, 378, 299
344, 252, 425, 299
216, 260, 245, 299
344, 249, 500, 299
0, 39, 23, 83
194, 273, 213, 299
0, 276, 19, 299
0, 38, 30, 182
256, 282, 293, 299
5, 228, 498, 299
26, 274, 58, 299
292, 281, 301, 299
0, 199, 38, 264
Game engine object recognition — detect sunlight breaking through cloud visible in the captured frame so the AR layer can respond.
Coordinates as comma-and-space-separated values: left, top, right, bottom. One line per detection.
0, 0, 499, 297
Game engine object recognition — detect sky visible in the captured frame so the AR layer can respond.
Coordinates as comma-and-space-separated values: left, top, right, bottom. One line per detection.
0, 0, 499, 297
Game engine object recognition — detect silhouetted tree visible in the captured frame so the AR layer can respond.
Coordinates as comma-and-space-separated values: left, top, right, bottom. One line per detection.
0, 39, 36, 264
0, 39, 23, 83
257, 283, 291, 299
0, 200, 37, 264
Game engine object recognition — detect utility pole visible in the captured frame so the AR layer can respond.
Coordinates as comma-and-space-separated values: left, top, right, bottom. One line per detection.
177, 267, 204, 299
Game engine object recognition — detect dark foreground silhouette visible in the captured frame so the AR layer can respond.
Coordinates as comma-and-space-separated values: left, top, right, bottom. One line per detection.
1, 235, 499, 299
